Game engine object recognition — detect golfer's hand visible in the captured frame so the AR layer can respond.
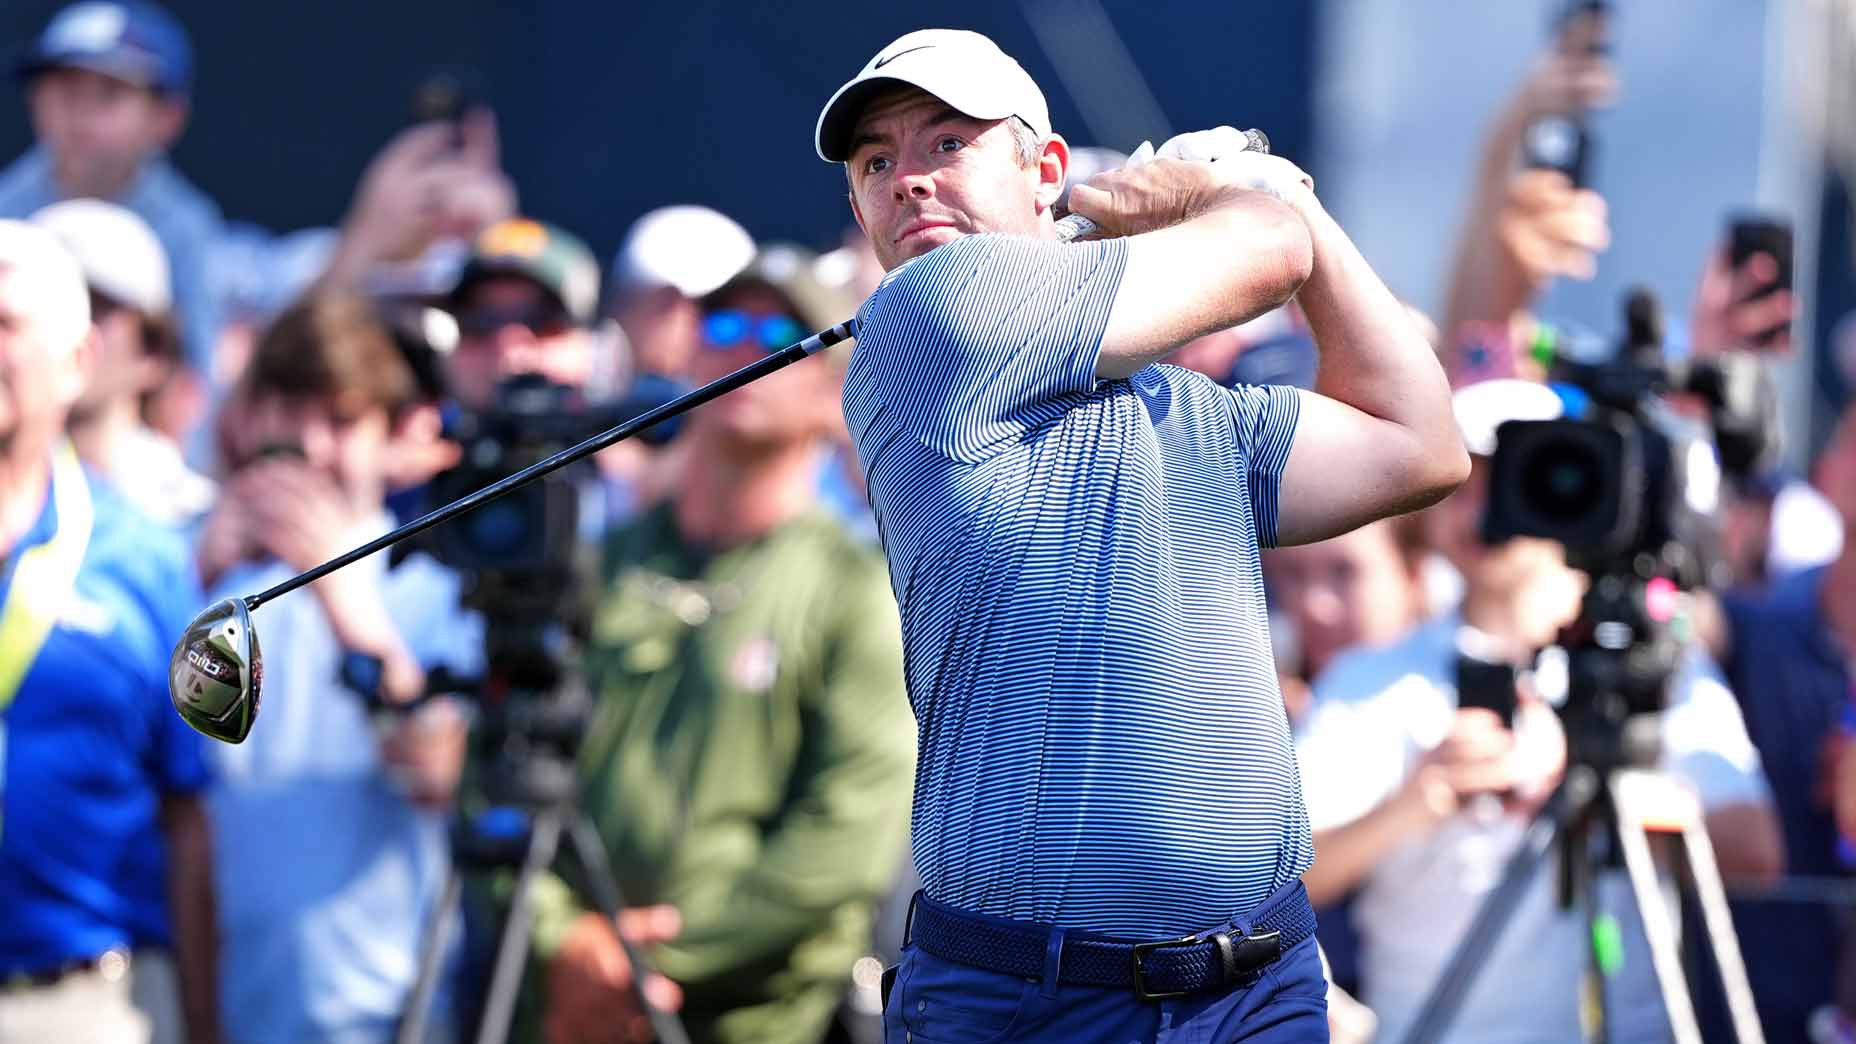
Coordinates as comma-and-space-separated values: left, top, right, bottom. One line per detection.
545, 908, 684, 1044
1066, 154, 1310, 239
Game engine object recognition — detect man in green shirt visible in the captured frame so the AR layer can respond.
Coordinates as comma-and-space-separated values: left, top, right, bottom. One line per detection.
528, 245, 915, 1044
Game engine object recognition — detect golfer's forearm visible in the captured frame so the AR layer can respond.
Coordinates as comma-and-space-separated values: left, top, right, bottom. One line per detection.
1096, 192, 1312, 380
1292, 195, 1460, 466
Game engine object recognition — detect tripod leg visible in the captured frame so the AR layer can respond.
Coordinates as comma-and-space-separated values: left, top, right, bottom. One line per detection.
473, 809, 564, 1044
1398, 788, 1564, 1044
562, 812, 692, 1044
1649, 776, 1767, 1044
1608, 769, 1737, 1044
397, 867, 465, 1044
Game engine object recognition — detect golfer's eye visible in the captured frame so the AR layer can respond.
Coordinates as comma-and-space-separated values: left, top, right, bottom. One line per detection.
863, 155, 892, 176
935, 136, 964, 154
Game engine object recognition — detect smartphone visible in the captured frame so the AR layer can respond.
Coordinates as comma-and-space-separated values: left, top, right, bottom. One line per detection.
1522, 0, 1612, 188
408, 72, 471, 149
1455, 653, 1518, 729
1522, 117, 1592, 189
1728, 214, 1793, 299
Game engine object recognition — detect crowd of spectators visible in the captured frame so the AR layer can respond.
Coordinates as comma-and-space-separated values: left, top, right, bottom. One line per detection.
0, 3, 1848, 1044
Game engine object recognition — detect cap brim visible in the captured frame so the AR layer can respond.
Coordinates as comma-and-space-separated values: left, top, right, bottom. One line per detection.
18, 50, 171, 93
815, 68, 1022, 162
450, 260, 567, 312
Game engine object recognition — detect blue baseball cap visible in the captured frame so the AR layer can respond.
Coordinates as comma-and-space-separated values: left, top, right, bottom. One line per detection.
18, 2, 193, 97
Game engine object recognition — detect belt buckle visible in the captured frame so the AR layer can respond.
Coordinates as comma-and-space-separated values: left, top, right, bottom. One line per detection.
1130, 934, 1201, 1001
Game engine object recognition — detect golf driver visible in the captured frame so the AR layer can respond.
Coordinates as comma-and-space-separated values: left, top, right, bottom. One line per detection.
168, 319, 858, 744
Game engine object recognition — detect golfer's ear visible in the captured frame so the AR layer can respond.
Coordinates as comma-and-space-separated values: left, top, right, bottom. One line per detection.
848, 189, 868, 236
1035, 133, 1071, 214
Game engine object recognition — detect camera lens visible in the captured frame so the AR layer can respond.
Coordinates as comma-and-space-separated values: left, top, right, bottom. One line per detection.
1522, 441, 1602, 522
465, 499, 531, 557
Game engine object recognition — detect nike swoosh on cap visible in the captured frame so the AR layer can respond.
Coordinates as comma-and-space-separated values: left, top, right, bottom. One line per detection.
873, 45, 933, 69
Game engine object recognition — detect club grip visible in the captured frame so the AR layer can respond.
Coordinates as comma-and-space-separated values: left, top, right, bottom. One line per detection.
1055, 128, 1272, 243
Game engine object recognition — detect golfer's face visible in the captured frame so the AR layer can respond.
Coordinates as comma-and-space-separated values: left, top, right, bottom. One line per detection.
846, 90, 1043, 270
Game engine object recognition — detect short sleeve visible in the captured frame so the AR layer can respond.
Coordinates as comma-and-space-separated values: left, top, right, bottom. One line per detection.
1225, 384, 1301, 548
1659, 650, 1770, 811
850, 234, 1128, 463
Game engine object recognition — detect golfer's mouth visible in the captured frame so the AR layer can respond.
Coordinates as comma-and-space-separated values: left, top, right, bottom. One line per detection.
897, 219, 958, 244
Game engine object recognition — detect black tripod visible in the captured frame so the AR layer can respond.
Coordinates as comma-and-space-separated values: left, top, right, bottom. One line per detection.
393, 668, 691, 1044
1397, 731, 1764, 1044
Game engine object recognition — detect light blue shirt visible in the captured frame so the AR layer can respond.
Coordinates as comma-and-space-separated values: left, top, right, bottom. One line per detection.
844, 233, 1309, 939
0, 146, 224, 371
204, 521, 482, 1044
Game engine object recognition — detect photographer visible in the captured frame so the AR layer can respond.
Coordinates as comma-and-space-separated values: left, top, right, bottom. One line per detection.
525, 246, 915, 1044
1294, 376, 1783, 1043
197, 290, 483, 1044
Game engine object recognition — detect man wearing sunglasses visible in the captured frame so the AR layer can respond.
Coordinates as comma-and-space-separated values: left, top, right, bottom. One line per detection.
444, 217, 603, 413
527, 245, 916, 1044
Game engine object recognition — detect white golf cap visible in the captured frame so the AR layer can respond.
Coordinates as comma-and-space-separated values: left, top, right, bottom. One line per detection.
30, 198, 170, 316
815, 28, 1051, 163
1451, 378, 1565, 457
610, 205, 756, 300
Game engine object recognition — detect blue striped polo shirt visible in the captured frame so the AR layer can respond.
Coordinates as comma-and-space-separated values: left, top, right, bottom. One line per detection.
843, 232, 1312, 939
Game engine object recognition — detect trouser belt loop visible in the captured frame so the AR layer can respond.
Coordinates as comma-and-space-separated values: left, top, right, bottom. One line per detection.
1041, 927, 1067, 999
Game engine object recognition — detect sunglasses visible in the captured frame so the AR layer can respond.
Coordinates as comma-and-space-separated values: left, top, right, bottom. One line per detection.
454, 301, 574, 340
701, 311, 806, 354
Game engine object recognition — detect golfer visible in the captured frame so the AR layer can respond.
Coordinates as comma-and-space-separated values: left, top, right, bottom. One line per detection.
818, 28, 1469, 1042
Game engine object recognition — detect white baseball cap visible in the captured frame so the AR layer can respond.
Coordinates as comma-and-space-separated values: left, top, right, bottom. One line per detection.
610, 205, 756, 300
1451, 378, 1565, 457
30, 198, 170, 316
815, 28, 1051, 163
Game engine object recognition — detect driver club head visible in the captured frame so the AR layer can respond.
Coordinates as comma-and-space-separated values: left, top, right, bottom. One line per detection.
168, 597, 262, 743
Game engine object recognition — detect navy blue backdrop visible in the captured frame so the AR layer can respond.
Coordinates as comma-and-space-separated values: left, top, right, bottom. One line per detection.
0, 1, 1316, 261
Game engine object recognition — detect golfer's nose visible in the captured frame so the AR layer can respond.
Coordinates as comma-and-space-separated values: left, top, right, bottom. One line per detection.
893, 170, 934, 202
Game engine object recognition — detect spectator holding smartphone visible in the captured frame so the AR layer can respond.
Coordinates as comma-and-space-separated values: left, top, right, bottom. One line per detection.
197, 291, 483, 1044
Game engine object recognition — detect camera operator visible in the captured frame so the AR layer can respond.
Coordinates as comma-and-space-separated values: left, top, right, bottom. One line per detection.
1293, 375, 1783, 1043
524, 246, 915, 1044
196, 290, 483, 1044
